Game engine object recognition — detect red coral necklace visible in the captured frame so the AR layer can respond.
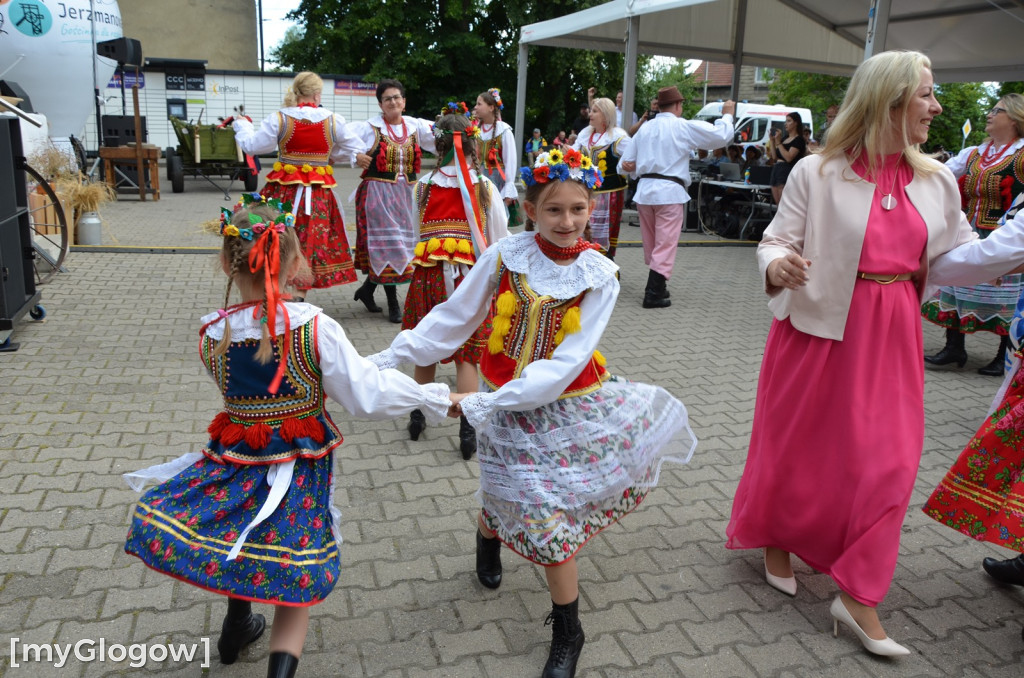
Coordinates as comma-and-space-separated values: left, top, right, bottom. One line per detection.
384, 117, 408, 144
534, 233, 599, 259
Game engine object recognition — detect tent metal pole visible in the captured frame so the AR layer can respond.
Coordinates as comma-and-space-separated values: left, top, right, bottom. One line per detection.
515, 42, 529, 165
730, 0, 748, 100
864, 0, 891, 59
622, 14, 638, 131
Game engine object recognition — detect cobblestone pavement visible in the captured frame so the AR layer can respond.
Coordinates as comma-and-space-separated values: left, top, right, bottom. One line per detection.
1, 168, 1022, 676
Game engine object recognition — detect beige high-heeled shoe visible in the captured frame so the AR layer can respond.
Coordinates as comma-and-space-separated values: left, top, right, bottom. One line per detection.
764, 554, 797, 596
829, 595, 910, 657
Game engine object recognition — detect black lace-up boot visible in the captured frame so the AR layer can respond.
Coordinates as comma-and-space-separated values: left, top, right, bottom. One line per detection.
541, 597, 585, 678
924, 327, 967, 367
384, 285, 402, 324
353, 279, 382, 313
408, 409, 426, 441
218, 598, 266, 665
459, 415, 477, 460
476, 529, 502, 589
266, 651, 299, 678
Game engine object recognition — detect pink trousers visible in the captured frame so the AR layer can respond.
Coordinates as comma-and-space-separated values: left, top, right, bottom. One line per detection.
638, 203, 685, 278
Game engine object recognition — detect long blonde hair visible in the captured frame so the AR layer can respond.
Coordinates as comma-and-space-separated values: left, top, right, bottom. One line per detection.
819, 50, 938, 178
590, 98, 617, 134
283, 71, 323, 108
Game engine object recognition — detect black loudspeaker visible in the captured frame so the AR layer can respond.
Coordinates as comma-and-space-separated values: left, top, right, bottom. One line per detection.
97, 37, 143, 66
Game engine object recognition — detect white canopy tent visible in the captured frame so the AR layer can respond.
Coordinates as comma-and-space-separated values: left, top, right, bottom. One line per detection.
513, 0, 1024, 152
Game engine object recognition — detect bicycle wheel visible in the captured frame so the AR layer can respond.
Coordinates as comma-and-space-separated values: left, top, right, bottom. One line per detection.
22, 162, 70, 285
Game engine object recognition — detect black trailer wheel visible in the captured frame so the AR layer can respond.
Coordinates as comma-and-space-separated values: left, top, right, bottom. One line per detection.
165, 147, 177, 181
170, 154, 185, 193
242, 169, 259, 191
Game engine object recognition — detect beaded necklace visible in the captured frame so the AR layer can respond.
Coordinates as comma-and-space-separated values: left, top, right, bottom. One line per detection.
534, 233, 599, 259
384, 117, 408, 144
978, 139, 1017, 170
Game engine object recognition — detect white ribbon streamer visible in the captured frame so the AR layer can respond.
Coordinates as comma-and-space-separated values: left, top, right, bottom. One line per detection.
224, 459, 295, 562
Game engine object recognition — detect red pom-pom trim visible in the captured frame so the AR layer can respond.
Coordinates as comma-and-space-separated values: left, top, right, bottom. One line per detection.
208, 412, 232, 440
220, 423, 246, 446
244, 422, 273, 449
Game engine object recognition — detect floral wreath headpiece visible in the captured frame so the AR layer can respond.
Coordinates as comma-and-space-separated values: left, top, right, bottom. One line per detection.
520, 148, 603, 190
433, 102, 481, 140
487, 88, 504, 110
218, 192, 296, 240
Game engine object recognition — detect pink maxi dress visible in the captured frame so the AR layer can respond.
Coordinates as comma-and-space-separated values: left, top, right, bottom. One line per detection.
726, 154, 926, 606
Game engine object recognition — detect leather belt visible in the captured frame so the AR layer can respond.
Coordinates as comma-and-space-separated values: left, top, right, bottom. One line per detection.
640, 173, 688, 189
857, 272, 913, 284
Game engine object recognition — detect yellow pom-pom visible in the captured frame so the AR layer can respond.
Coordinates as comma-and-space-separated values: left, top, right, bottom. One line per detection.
301, 163, 313, 173
426, 237, 441, 253
315, 166, 327, 175
273, 161, 283, 172
488, 332, 505, 355
593, 350, 607, 367
457, 239, 472, 254
283, 164, 298, 174
554, 329, 565, 345
495, 291, 517, 317
326, 166, 334, 175
492, 315, 511, 336
443, 238, 457, 254
414, 242, 426, 257
561, 307, 582, 335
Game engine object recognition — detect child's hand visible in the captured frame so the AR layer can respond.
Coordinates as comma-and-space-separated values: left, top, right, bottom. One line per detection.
448, 392, 467, 418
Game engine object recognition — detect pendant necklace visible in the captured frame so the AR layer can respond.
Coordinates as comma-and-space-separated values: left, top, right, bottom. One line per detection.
880, 154, 902, 211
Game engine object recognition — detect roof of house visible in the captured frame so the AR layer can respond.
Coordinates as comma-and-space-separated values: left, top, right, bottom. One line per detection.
689, 61, 734, 87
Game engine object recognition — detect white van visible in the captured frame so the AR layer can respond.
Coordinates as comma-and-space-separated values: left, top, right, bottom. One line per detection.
695, 102, 814, 149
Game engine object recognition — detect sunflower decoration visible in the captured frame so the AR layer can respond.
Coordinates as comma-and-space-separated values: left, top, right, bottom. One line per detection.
519, 148, 602, 190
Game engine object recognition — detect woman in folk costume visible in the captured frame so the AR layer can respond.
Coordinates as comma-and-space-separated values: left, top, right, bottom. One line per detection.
472, 88, 521, 225
924, 194, 1024, 620
232, 72, 363, 299
571, 96, 633, 260
369, 148, 695, 677
922, 94, 1024, 376
401, 103, 509, 459
123, 194, 453, 678
350, 79, 437, 323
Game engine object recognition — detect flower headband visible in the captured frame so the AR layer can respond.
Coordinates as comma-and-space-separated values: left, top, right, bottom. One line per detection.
218, 193, 295, 240
487, 88, 503, 109
441, 101, 470, 117
520, 148, 603, 190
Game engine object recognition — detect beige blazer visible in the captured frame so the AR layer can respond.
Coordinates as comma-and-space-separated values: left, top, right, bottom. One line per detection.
758, 153, 1024, 341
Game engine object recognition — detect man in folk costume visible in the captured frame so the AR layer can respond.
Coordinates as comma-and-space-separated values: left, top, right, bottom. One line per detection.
620, 88, 735, 308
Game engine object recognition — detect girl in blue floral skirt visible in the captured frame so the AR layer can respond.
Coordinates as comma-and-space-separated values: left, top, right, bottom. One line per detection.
370, 149, 695, 678
123, 194, 453, 678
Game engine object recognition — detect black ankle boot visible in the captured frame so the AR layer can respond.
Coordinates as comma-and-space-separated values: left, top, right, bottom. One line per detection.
542, 597, 585, 678
267, 651, 300, 678
476, 529, 502, 589
978, 335, 1010, 376
982, 553, 1024, 585
218, 598, 266, 665
459, 415, 477, 460
384, 285, 402, 324
408, 409, 426, 441
642, 270, 671, 309
353, 279, 382, 313
924, 327, 967, 367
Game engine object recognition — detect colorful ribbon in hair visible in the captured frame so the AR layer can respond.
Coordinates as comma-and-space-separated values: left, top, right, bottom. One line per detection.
452, 133, 488, 258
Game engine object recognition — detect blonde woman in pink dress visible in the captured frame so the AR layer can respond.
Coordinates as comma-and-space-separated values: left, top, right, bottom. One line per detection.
726, 50, 1024, 657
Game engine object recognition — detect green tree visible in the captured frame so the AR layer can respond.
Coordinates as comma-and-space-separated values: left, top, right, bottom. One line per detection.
641, 59, 700, 119
930, 81, 992, 154
767, 70, 849, 128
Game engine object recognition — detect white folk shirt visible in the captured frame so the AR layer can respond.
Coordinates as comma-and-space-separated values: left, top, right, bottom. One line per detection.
620, 112, 734, 205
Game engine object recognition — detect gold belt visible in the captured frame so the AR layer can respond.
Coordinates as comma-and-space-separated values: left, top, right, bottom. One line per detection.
857, 271, 913, 284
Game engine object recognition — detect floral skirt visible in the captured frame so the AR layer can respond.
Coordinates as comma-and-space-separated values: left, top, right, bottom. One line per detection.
124, 453, 340, 606
478, 377, 695, 565
590, 190, 625, 258
923, 360, 1024, 552
261, 181, 357, 290
920, 276, 1023, 335
402, 264, 491, 364
353, 179, 415, 285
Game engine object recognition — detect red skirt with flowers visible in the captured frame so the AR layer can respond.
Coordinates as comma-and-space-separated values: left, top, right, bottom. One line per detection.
402, 264, 491, 364
260, 181, 357, 290
923, 364, 1024, 552
124, 454, 339, 606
